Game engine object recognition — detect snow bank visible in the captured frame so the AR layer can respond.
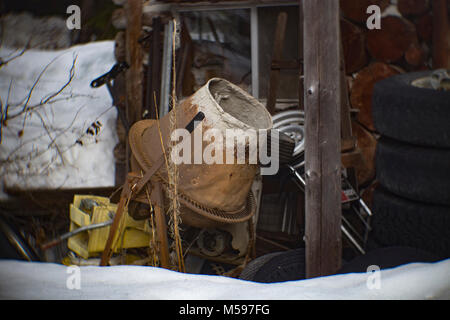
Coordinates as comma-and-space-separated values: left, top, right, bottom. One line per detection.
0, 41, 118, 197
0, 259, 448, 300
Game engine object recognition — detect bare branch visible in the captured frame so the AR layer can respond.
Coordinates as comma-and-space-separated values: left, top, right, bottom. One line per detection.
0, 78, 13, 144
1, 53, 77, 135
0, 46, 27, 69
40, 54, 77, 105
33, 109, 65, 166
0, 36, 32, 69
19, 55, 62, 128
0, 48, 115, 191
6, 94, 97, 121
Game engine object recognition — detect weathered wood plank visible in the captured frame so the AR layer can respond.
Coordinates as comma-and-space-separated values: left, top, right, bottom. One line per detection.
125, 0, 143, 124
266, 12, 288, 114
432, 0, 450, 68
303, 0, 342, 278
298, 3, 304, 110
147, 16, 163, 119
125, 0, 143, 174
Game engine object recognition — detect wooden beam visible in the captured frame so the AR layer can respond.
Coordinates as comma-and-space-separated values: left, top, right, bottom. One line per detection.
432, 0, 450, 68
298, 3, 304, 109
125, 0, 143, 124
303, 0, 342, 278
271, 59, 301, 70
339, 19, 359, 190
147, 16, 163, 119
125, 0, 143, 174
339, 35, 353, 146
174, 0, 299, 12
153, 183, 170, 268
266, 12, 288, 114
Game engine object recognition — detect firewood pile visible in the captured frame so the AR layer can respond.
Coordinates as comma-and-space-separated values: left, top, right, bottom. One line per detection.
342, 0, 435, 131
340, 0, 448, 191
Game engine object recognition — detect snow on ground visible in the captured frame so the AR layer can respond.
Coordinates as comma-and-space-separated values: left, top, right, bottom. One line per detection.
0, 41, 118, 198
0, 259, 449, 299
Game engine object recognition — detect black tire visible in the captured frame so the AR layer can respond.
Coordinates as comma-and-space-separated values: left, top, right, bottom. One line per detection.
370, 187, 450, 259
376, 137, 450, 206
240, 248, 306, 283
239, 251, 284, 281
372, 71, 450, 148
338, 246, 439, 274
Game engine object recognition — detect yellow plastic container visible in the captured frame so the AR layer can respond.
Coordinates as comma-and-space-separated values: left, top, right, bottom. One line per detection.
67, 195, 151, 259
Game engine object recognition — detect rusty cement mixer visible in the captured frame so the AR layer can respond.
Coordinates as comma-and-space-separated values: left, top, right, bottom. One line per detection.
101, 78, 273, 267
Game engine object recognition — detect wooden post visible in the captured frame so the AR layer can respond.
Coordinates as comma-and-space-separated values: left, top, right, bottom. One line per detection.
125, 0, 143, 124
303, 0, 342, 278
298, 4, 304, 110
125, 0, 143, 172
266, 12, 288, 114
153, 182, 170, 268
339, 24, 358, 190
432, 0, 450, 68
147, 17, 163, 119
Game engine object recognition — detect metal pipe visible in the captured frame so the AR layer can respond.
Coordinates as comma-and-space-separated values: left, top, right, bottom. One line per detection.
341, 225, 365, 255
251, 6, 259, 99
0, 219, 37, 261
160, 20, 174, 118
41, 219, 113, 251
359, 198, 373, 217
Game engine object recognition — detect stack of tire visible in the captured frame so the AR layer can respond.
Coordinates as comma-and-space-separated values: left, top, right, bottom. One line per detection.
371, 70, 450, 260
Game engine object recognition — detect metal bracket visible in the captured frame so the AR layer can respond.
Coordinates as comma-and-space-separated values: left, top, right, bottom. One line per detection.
90, 62, 130, 132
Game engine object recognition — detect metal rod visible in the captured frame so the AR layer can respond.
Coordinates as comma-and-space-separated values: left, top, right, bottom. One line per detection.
287, 165, 306, 188
41, 218, 113, 251
350, 201, 371, 228
0, 219, 36, 261
256, 235, 290, 251
359, 198, 373, 217
281, 194, 288, 233
341, 225, 365, 255
342, 215, 364, 243
251, 6, 259, 98
160, 20, 174, 118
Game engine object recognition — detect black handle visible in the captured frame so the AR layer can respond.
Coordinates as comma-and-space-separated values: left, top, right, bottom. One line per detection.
185, 111, 205, 134
90, 62, 129, 88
